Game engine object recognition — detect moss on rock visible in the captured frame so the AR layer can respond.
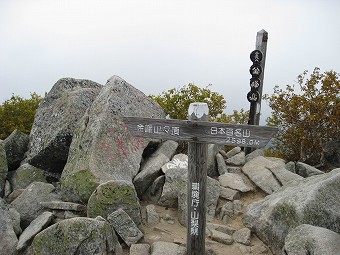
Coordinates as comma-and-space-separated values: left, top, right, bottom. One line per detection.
61, 169, 99, 203
87, 180, 141, 225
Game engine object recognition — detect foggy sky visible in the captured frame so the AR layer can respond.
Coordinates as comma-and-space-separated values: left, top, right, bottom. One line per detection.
1, 0, 339, 123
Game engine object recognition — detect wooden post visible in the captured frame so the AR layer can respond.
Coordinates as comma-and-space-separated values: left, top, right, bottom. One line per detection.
254, 29, 268, 125
186, 102, 209, 255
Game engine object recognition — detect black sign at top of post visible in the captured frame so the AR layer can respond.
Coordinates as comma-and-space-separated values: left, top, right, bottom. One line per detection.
249, 64, 262, 77
250, 50, 263, 63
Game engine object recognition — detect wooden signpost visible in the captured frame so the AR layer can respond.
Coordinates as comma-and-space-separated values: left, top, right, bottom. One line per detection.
123, 102, 277, 255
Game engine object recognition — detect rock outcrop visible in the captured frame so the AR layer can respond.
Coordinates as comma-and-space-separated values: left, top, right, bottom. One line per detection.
60, 76, 164, 203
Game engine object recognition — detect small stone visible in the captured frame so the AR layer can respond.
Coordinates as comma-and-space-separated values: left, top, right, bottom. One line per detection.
226, 151, 245, 166
233, 227, 251, 245
219, 187, 240, 201
219, 173, 252, 192
130, 243, 150, 255
210, 229, 234, 245
225, 147, 241, 159
146, 204, 160, 225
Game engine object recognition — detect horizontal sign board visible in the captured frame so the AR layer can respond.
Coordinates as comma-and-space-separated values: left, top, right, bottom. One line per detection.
123, 117, 278, 148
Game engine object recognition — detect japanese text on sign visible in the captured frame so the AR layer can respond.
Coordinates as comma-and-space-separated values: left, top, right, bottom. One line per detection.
190, 182, 200, 236
210, 127, 251, 137
136, 124, 180, 136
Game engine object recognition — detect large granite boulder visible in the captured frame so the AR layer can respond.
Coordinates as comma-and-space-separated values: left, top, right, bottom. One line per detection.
0, 142, 8, 197
27, 78, 103, 173
283, 224, 340, 255
87, 180, 142, 225
61, 76, 164, 203
133, 140, 178, 197
32, 217, 119, 254
10, 182, 60, 228
3, 130, 29, 171
243, 168, 340, 255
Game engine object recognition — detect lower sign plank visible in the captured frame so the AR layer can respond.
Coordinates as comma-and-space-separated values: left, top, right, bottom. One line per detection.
123, 117, 277, 148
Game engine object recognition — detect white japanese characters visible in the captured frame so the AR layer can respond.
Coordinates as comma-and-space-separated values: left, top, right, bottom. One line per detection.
190, 182, 200, 236
136, 124, 180, 136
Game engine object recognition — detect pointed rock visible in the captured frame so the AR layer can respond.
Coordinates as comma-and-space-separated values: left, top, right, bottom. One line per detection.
60, 76, 165, 203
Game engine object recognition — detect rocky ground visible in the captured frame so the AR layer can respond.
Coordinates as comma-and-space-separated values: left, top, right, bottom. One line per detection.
136, 190, 271, 255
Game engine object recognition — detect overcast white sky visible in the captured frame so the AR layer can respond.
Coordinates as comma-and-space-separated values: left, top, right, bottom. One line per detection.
1, 0, 339, 123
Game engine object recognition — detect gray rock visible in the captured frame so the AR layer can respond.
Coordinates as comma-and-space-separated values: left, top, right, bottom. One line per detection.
27, 78, 103, 173
218, 173, 252, 192
40, 201, 86, 211
210, 229, 234, 245
226, 151, 246, 166
220, 201, 234, 223
130, 243, 150, 255
0, 142, 8, 197
5, 180, 11, 197
283, 224, 340, 255
146, 204, 160, 225
158, 154, 188, 208
233, 227, 251, 245
207, 144, 223, 177
8, 163, 47, 191
107, 208, 144, 246
242, 156, 281, 194
245, 148, 264, 162
151, 241, 186, 255
266, 161, 304, 186
17, 211, 54, 251
216, 153, 229, 175
218, 149, 228, 159
142, 175, 165, 204
219, 186, 240, 201
206, 223, 236, 236
10, 181, 60, 228
3, 130, 29, 171
0, 202, 18, 255
87, 180, 141, 225
295, 162, 324, 177
8, 207, 22, 236
60, 76, 164, 203
285, 161, 296, 173
225, 166, 242, 174
134, 140, 178, 197
32, 217, 118, 254
243, 168, 340, 255
178, 175, 220, 225
225, 147, 241, 158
